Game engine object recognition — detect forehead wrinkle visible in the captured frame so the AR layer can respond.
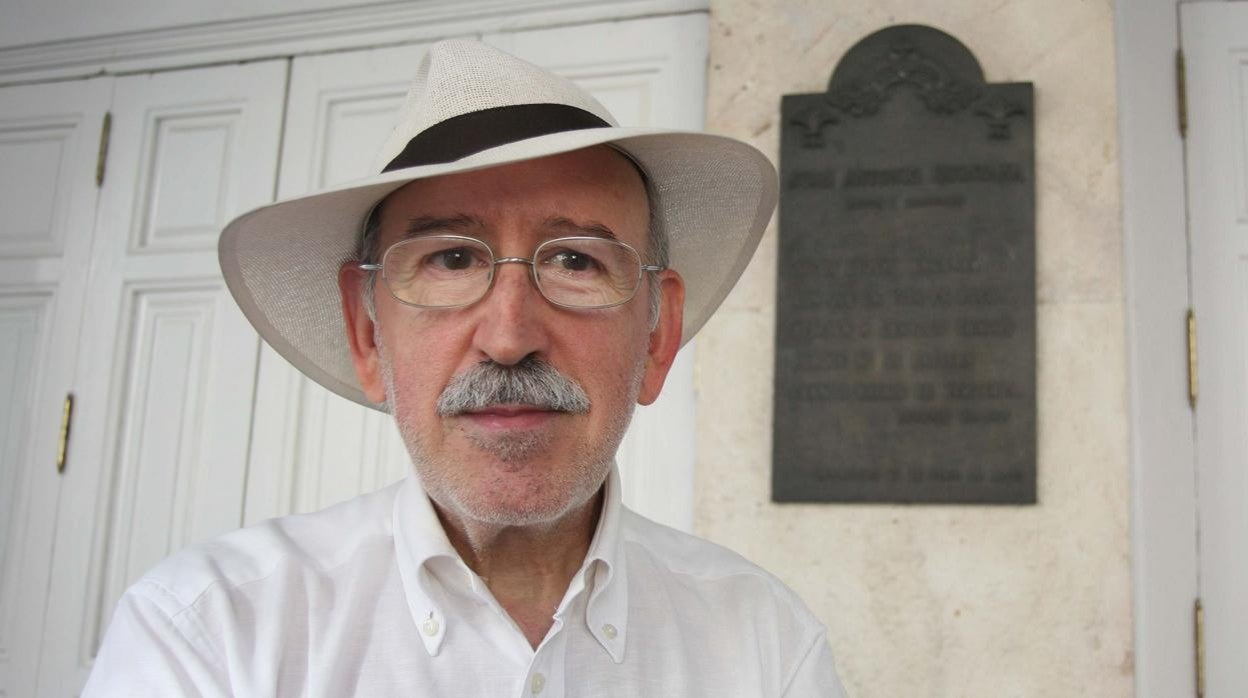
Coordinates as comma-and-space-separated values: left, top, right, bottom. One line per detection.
402, 214, 482, 238
541, 216, 620, 241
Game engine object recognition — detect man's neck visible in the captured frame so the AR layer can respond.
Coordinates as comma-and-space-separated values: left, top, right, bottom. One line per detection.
434, 490, 604, 649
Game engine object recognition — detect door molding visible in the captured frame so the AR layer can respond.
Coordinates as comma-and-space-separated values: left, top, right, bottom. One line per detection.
0, 0, 708, 87
1115, 1, 1198, 696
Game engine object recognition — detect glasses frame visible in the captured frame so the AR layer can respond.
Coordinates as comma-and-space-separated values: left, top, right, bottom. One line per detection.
358, 234, 665, 310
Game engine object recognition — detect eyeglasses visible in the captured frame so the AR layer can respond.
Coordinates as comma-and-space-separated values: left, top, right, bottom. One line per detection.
359, 235, 665, 309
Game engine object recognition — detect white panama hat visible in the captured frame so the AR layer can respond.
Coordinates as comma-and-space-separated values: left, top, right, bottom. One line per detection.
219, 39, 778, 409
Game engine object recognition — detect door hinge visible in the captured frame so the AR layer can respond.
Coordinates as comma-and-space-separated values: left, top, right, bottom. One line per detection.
1176, 49, 1188, 139
1195, 598, 1205, 698
56, 393, 74, 474
1187, 309, 1198, 408
95, 111, 111, 187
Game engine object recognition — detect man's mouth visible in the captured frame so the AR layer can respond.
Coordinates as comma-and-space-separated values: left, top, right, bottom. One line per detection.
456, 403, 562, 430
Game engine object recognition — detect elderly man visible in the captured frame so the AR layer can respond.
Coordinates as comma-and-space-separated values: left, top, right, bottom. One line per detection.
86, 40, 846, 696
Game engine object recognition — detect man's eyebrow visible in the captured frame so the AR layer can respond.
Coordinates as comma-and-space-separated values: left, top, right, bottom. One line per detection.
403, 215, 481, 237
543, 216, 619, 240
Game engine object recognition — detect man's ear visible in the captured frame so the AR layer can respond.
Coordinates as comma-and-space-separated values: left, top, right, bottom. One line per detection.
637, 270, 685, 406
338, 262, 387, 404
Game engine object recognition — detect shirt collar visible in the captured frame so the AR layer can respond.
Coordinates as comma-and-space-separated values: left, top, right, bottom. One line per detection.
581, 465, 629, 662
392, 472, 459, 656
392, 466, 629, 662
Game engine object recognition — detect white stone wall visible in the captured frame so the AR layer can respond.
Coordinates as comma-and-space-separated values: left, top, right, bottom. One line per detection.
697, 1, 1132, 696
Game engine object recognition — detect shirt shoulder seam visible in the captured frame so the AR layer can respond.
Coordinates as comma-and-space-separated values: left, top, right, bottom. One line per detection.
132, 577, 227, 670
779, 626, 829, 696
619, 531, 786, 586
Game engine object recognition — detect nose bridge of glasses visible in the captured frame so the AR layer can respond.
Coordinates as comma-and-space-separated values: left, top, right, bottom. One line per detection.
493, 256, 535, 267
486, 254, 542, 301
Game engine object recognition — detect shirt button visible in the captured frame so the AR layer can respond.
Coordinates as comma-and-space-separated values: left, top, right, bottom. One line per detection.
530, 673, 546, 694
421, 618, 440, 636
602, 623, 618, 640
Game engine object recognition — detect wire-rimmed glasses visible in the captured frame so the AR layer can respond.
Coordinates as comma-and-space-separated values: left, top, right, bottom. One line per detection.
359, 235, 664, 309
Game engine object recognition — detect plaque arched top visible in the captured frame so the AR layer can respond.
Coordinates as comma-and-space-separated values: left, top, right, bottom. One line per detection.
827, 24, 986, 117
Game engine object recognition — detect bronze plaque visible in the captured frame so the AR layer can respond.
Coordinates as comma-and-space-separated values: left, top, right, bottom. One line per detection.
773, 25, 1036, 504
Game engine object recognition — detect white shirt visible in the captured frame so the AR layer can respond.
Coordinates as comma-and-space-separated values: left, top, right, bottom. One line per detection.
84, 467, 847, 697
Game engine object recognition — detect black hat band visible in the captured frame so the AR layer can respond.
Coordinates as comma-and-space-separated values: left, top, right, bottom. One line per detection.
382, 103, 611, 172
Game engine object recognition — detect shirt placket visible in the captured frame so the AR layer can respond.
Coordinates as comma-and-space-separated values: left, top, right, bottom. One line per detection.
518, 615, 568, 698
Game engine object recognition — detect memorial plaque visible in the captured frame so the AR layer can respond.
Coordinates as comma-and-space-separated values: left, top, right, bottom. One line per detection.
773, 25, 1036, 504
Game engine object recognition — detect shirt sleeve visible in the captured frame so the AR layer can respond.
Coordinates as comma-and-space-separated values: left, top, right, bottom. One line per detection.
82, 583, 230, 697
781, 630, 849, 698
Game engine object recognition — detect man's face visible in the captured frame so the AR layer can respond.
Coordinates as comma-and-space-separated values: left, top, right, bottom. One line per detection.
339, 146, 684, 528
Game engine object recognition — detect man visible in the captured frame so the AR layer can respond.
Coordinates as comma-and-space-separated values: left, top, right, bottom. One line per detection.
86, 40, 846, 696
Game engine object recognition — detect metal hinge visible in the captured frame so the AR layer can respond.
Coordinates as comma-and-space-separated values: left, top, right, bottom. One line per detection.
1195, 598, 1205, 698
1176, 49, 1188, 139
1187, 309, 1198, 408
95, 111, 111, 187
56, 393, 74, 474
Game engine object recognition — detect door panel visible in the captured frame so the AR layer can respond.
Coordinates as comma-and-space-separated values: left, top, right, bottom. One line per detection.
0, 290, 57, 694
0, 122, 77, 257
132, 107, 249, 252
34, 61, 287, 696
92, 282, 235, 647
0, 77, 112, 698
1181, 4, 1248, 696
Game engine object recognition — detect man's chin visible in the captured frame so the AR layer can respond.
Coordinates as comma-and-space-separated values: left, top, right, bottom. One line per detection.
418, 452, 610, 530
463, 430, 549, 464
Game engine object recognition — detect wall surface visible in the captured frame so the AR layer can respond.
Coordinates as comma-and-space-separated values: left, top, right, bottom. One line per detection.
696, 1, 1132, 696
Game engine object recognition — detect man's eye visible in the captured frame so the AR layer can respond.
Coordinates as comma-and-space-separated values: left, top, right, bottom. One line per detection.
429, 248, 476, 270
549, 251, 599, 273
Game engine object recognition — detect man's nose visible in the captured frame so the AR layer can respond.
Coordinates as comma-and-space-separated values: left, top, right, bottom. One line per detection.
470, 260, 549, 366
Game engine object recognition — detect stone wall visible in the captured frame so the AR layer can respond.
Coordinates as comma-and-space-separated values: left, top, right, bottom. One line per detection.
696, 1, 1132, 695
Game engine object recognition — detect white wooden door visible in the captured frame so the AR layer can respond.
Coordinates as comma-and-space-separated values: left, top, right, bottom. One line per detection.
1181, 4, 1248, 696
247, 13, 709, 531
34, 60, 287, 696
0, 77, 113, 698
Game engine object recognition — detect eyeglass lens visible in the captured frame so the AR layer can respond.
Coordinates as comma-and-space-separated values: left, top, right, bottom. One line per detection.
380, 235, 644, 309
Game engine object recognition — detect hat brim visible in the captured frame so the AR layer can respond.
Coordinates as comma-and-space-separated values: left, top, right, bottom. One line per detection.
219, 126, 777, 408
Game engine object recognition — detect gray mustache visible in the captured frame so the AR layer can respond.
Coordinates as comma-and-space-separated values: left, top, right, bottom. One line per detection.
436, 356, 591, 416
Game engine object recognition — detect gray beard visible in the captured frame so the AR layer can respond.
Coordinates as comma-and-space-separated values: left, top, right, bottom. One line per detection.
377, 338, 644, 528
463, 425, 544, 463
